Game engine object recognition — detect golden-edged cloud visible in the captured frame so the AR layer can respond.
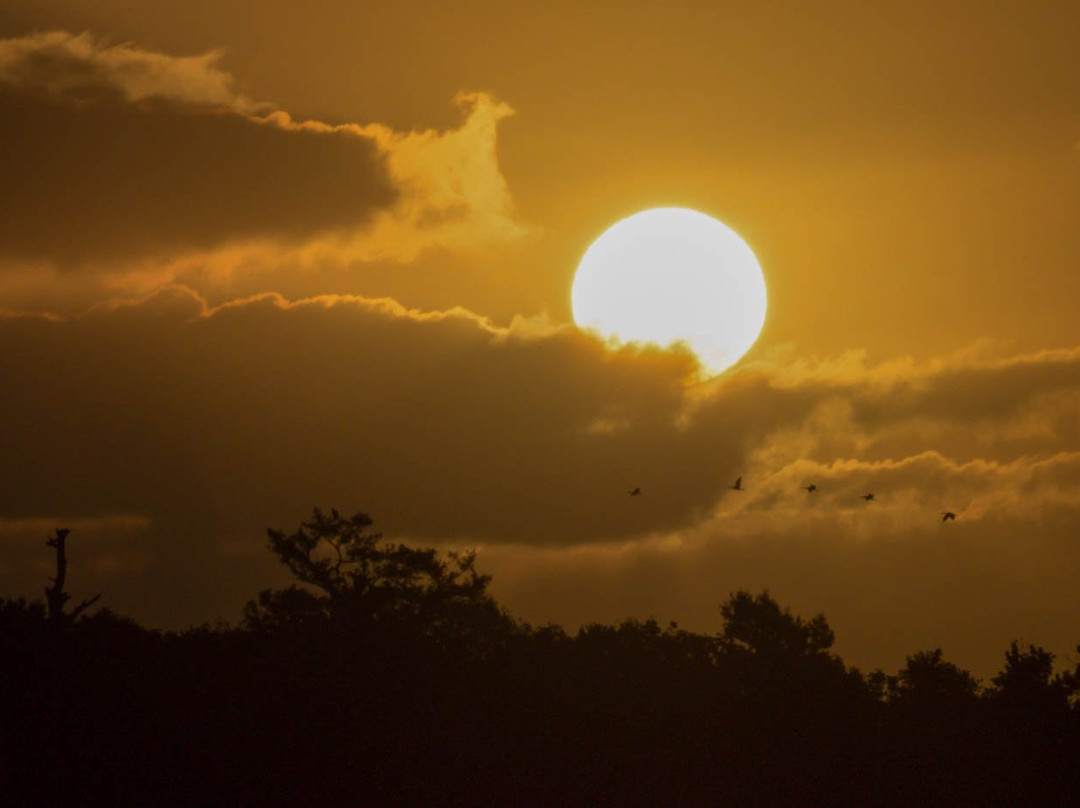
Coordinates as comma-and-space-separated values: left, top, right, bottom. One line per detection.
3, 286, 1080, 654
0, 31, 525, 312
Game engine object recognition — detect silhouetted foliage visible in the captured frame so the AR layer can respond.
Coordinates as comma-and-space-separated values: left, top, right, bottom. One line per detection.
243, 508, 515, 655
990, 641, 1074, 715
890, 647, 980, 708
4, 512, 1080, 806
719, 589, 835, 658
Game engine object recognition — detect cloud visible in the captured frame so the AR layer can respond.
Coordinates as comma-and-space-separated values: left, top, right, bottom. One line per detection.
465, 348, 1080, 677
0, 514, 151, 588
0, 32, 526, 312
0, 285, 700, 544
3, 286, 1080, 649
0, 286, 698, 621
0, 30, 263, 111
281, 90, 527, 262
0, 86, 397, 264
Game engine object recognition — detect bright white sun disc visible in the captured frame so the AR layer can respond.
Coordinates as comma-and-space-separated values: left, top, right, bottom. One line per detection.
571, 207, 767, 375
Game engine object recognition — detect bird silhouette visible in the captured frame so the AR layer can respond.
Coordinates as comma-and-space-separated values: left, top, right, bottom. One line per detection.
628, 487, 641, 496
862, 493, 875, 502
730, 476, 743, 491
941, 511, 956, 522
803, 484, 818, 494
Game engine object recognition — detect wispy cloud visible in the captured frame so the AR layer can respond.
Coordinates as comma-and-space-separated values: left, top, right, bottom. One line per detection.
0, 30, 264, 111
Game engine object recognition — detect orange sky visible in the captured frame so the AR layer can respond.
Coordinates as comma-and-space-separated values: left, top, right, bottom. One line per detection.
1, 2, 1079, 677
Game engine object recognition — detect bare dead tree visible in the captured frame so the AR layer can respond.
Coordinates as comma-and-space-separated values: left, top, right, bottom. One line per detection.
44, 528, 101, 626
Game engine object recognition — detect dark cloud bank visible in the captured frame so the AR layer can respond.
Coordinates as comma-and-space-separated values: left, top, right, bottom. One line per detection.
2, 289, 1079, 678
0, 89, 395, 266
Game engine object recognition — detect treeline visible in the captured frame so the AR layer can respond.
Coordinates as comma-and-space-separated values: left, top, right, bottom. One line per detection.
2, 509, 1079, 806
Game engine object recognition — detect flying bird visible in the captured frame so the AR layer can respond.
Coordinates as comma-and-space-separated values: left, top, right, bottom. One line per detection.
862, 493, 875, 502
941, 511, 956, 522
628, 487, 642, 496
730, 476, 743, 491
803, 484, 817, 494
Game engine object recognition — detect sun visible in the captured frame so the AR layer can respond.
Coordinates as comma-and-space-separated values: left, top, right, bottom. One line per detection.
571, 208, 767, 376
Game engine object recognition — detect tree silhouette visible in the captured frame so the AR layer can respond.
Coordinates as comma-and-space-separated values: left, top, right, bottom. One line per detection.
988, 641, 1076, 747
43, 528, 101, 627
711, 591, 873, 805
889, 648, 979, 708
244, 507, 512, 646
718, 590, 835, 658
982, 643, 1080, 799
6, 512, 1080, 806
990, 641, 1074, 713
883, 649, 983, 801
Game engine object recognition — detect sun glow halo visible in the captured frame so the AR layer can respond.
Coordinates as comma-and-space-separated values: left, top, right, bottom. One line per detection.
571, 208, 767, 376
